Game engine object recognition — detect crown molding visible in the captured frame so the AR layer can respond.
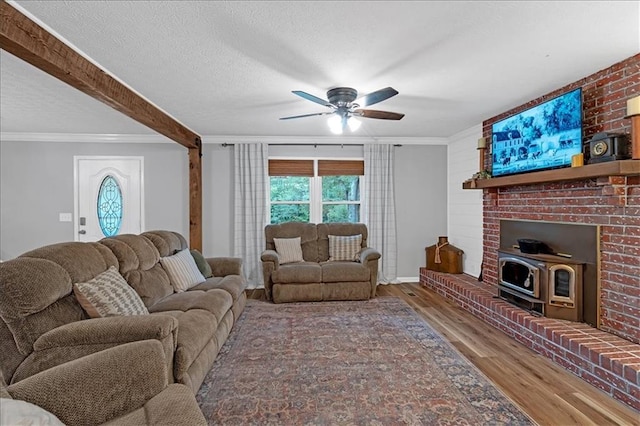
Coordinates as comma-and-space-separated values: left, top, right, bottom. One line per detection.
1, 132, 450, 145
203, 135, 448, 145
0, 132, 170, 144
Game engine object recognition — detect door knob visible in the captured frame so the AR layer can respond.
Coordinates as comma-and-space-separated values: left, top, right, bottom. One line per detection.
78, 230, 87, 234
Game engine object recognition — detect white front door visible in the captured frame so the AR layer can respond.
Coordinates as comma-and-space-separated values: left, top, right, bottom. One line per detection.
74, 156, 144, 242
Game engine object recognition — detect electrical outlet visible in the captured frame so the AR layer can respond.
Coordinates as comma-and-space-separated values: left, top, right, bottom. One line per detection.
59, 213, 72, 222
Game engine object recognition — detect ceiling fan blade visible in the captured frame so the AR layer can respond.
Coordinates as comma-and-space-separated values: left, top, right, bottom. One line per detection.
355, 109, 405, 120
356, 87, 398, 107
280, 111, 333, 120
292, 90, 333, 107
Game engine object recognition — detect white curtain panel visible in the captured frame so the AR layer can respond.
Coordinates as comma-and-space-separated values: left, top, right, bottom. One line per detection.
364, 144, 398, 284
233, 143, 268, 288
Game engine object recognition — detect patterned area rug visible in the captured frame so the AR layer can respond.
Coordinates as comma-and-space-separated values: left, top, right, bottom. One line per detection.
196, 297, 534, 425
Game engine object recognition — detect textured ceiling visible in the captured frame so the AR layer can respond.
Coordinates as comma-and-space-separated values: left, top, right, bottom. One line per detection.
1, 1, 639, 140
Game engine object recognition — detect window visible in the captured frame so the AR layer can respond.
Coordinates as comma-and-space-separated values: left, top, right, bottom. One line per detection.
321, 175, 360, 222
270, 176, 310, 223
97, 175, 123, 237
269, 159, 363, 224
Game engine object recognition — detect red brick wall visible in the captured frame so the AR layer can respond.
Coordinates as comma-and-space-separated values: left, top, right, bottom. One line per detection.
481, 54, 640, 344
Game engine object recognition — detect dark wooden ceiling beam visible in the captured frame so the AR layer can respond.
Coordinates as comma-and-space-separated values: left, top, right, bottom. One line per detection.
1, 1, 204, 249
0, 1, 199, 149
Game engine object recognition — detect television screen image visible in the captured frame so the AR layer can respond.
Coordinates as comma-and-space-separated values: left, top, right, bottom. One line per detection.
491, 88, 583, 177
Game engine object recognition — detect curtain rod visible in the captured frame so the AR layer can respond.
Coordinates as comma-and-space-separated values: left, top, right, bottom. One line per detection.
220, 143, 402, 147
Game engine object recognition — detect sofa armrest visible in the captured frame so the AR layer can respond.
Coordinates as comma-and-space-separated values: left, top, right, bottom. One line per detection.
12, 315, 177, 383
260, 249, 280, 265
359, 247, 381, 263
7, 340, 170, 426
359, 247, 381, 298
260, 250, 280, 301
206, 256, 243, 277
34, 315, 177, 350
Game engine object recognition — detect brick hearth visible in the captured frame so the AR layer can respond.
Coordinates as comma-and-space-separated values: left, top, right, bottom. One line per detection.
420, 269, 640, 411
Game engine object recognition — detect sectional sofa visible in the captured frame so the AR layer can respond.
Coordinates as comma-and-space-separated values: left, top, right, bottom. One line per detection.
0, 230, 246, 424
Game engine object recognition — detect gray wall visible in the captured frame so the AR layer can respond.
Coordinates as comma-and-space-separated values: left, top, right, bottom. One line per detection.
394, 145, 448, 279
202, 143, 234, 257
0, 139, 188, 259
0, 140, 446, 280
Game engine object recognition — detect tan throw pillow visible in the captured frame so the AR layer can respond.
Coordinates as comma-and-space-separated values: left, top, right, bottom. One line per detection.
328, 234, 362, 261
160, 248, 206, 292
273, 237, 304, 264
74, 266, 149, 318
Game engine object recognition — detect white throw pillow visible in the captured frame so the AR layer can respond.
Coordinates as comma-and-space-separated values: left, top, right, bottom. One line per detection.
0, 399, 65, 426
73, 266, 149, 318
160, 248, 206, 292
273, 237, 304, 264
328, 234, 362, 261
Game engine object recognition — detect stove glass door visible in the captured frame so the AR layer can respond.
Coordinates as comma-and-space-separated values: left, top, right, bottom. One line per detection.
549, 264, 575, 307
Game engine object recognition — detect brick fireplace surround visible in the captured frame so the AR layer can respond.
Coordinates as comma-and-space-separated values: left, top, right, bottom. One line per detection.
421, 54, 640, 411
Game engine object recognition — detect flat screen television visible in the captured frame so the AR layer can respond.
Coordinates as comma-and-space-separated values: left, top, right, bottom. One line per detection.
491, 88, 583, 177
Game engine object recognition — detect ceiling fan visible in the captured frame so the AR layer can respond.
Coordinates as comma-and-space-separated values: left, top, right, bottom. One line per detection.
280, 86, 404, 134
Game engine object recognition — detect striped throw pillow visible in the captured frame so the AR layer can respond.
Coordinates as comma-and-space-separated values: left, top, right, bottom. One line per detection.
273, 237, 304, 264
160, 248, 206, 292
328, 234, 362, 261
74, 266, 149, 318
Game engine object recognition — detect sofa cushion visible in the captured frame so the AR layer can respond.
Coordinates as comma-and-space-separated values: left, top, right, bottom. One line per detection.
0, 257, 87, 355
141, 230, 188, 257
152, 309, 218, 384
160, 249, 206, 293
317, 223, 368, 262
190, 275, 247, 302
321, 262, 370, 283
148, 289, 232, 324
271, 262, 322, 284
190, 250, 213, 278
265, 222, 319, 262
273, 237, 304, 264
73, 266, 149, 318
100, 235, 174, 307
19, 242, 119, 285
328, 234, 362, 261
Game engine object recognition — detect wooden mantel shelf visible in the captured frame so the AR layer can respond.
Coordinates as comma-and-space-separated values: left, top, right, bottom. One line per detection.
462, 159, 640, 189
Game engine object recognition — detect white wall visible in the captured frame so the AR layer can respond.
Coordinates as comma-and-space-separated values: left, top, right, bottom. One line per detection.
447, 124, 484, 277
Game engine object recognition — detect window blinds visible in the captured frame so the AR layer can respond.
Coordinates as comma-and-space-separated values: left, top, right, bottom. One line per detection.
268, 159, 363, 176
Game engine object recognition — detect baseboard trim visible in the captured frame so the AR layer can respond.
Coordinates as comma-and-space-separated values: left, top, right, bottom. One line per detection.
396, 276, 419, 283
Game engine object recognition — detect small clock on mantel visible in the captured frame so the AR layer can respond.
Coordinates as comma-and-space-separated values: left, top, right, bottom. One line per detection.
587, 132, 629, 164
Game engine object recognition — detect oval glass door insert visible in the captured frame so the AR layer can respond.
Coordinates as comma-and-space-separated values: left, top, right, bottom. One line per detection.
97, 175, 123, 237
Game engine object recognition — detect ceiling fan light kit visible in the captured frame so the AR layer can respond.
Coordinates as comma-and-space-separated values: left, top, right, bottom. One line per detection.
327, 115, 361, 134
348, 116, 361, 132
281, 86, 404, 134
327, 115, 343, 134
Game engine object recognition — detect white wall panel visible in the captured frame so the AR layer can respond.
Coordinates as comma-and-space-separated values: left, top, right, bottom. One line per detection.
447, 124, 484, 277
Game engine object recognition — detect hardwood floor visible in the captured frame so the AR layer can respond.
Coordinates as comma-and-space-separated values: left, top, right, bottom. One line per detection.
247, 283, 639, 425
